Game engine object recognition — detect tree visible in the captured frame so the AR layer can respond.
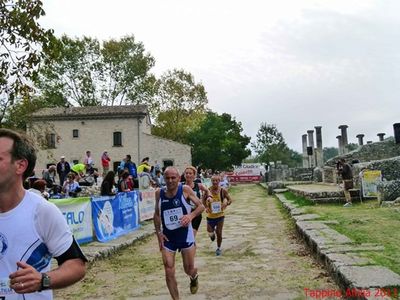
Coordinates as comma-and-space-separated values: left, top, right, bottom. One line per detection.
1, 0, 54, 123
323, 147, 339, 162
151, 69, 208, 142
187, 112, 251, 171
35, 35, 156, 108
252, 123, 301, 167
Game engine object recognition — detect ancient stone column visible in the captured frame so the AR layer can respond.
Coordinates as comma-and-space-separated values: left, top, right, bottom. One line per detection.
336, 135, 343, 155
302, 134, 308, 168
338, 125, 349, 153
314, 126, 323, 167
307, 130, 315, 168
377, 133, 385, 141
356, 134, 364, 146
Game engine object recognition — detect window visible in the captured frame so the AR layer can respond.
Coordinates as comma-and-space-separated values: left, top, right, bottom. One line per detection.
163, 159, 174, 168
73, 129, 79, 138
46, 133, 56, 149
113, 131, 122, 146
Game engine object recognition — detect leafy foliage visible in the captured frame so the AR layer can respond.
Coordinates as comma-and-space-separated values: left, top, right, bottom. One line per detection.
323, 147, 339, 162
0, 0, 54, 123
151, 69, 208, 142
252, 123, 301, 167
187, 112, 251, 171
35, 35, 156, 108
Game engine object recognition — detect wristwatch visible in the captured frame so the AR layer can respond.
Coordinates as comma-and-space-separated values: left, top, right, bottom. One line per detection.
39, 273, 51, 291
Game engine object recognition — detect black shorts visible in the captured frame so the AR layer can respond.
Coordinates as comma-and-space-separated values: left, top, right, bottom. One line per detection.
191, 214, 202, 230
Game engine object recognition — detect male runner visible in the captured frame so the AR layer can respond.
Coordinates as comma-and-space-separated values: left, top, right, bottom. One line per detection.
205, 174, 233, 256
153, 167, 205, 300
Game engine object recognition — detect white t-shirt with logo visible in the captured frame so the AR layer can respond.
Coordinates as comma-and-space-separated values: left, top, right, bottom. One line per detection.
0, 190, 73, 299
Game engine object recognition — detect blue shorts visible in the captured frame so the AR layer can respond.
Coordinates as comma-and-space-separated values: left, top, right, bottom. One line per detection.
163, 240, 195, 253
207, 216, 225, 230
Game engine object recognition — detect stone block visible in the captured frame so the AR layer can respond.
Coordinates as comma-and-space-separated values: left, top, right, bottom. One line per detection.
337, 265, 400, 288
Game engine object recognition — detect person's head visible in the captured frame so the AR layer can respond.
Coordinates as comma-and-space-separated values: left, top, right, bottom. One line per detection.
48, 165, 56, 172
0, 128, 37, 181
141, 157, 149, 163
66, 172, 75, 182
104, 170, 116, 183
211, 174, 221, 187
122, 170, 129, 179
184, 166, 197, 183
164, 167, 180, 191
60, 155, 65, 162
32, 179, 46, 192
86, 150, 91, 156
126, 154, 131, 161
155, 170, 161, 177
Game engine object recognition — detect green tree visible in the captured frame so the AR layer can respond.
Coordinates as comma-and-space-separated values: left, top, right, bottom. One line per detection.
187, 112, 251, 171
35, 35, 156, 108
1, 0, 54, 124
323, 147, 339, 162
252, 123, 301, 167
151, 69, 208, 142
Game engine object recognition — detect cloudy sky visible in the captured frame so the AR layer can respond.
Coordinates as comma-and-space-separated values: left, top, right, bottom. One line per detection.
41, 0, 399, 152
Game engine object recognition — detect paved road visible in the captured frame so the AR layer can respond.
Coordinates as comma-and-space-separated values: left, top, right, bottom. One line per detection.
56, 184, 338, 300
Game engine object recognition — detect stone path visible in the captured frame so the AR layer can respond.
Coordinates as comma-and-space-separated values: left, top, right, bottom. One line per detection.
56, 184, 337, 299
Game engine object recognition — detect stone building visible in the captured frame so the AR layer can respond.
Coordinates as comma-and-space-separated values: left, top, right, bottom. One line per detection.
28, 105, 191, 173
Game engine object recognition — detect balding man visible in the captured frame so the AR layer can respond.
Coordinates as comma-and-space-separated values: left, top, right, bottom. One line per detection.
153, 167, 205, 300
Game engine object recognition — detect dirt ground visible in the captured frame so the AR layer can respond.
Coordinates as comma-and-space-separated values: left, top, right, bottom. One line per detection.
55, 184, 338, 300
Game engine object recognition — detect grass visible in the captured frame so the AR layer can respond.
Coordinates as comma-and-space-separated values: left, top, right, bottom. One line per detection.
282, 192, 400, 275
284, 191, 315, 207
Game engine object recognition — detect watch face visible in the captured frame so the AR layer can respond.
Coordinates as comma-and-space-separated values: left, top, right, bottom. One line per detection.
42, 274, 51, 288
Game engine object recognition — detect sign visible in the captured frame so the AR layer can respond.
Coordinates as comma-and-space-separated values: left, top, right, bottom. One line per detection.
50, 197, 93, 244
361, 170, 382, 198
91, 191, 140, 242
139, 189, 156, 221
228, 175, 262, 183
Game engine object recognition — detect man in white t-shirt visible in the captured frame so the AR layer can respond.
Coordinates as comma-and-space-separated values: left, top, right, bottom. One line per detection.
0, 129, 87, 299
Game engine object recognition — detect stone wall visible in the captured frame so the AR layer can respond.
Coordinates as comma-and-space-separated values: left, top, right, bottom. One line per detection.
268, 167, 313, 182
325, 137, 400, 167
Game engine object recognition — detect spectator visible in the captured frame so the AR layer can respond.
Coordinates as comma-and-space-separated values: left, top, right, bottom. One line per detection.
117, 170, 131, 192
42, 165, 57, 188
338, 158, 354, 207
137, 157, 151, 174
56, 155, 71, 186
101, 171, 117, 196
101, 151, 111, 177
29, 179, 50, 200
124, 154, 138, 187
71, 163, 86, 180
62, 173, 81, 198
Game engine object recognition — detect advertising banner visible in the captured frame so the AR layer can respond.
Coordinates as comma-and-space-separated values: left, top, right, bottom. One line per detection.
50, 197, 93, 244
139, 189, 156, 221
361, 170, 382, 198
91, 191, 140, 242
228, 175, 262, 183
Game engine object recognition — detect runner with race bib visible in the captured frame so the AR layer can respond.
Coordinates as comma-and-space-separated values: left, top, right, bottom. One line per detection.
205, 174, 233, 256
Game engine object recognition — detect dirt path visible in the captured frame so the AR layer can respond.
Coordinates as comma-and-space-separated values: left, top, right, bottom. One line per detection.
55, 184, 338, 299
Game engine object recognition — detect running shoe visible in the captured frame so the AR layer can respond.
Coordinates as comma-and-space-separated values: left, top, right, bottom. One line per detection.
215, 248, 222, 256
190, 274, 199, 294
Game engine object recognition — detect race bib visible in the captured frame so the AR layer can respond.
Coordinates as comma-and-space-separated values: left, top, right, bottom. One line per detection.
211, 202, 221, 214
163, 207, 183, 230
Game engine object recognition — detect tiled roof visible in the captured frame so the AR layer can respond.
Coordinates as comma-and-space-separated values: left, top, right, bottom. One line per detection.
31, 105, 148, 120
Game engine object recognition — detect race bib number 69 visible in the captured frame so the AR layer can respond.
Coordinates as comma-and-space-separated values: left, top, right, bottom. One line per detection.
163, 207, 183, 230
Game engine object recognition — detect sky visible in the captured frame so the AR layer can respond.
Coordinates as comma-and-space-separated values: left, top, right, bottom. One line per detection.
41, 0, 400, 152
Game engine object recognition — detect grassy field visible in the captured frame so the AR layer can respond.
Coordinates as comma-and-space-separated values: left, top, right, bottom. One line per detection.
283, 191, 400, 275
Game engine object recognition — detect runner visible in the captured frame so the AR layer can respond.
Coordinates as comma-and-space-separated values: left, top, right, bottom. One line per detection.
205, 174, 233, 256
153, 167, 205, 300
183, 166, 211, 237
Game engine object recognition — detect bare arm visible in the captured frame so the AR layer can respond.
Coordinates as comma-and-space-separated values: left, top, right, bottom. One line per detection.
9, 257, 85, 294
153, 189, 167, 250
